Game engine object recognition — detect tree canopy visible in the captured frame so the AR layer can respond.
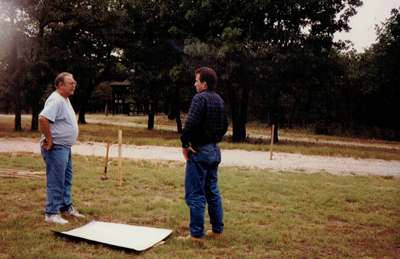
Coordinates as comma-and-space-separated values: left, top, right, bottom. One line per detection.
0, 1, 399, 141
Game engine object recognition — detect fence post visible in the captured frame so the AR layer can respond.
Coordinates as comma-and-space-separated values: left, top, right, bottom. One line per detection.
270, 125, 275, 160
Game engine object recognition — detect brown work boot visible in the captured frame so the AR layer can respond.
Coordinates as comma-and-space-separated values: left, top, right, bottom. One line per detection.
177, 235, 204, 243
205, 230, 223, 238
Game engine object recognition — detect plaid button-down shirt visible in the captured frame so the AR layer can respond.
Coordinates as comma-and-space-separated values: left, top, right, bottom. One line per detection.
181, 89, 229, 147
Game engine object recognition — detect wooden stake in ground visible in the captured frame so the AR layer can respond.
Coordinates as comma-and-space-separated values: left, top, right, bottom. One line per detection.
270, 125, 275, 160
118, 130, 122, 186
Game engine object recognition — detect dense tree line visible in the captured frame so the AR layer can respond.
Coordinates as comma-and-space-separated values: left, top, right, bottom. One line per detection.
0, 1, 399, 141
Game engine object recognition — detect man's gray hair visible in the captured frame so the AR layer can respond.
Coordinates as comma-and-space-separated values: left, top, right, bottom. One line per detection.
54, 72, 73, 88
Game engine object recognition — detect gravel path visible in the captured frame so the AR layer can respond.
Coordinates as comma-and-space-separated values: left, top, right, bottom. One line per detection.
1, 138, 399, 178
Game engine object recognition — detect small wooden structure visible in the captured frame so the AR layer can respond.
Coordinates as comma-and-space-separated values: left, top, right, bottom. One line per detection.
110, 80, 153, 115
110, 80, 132, 115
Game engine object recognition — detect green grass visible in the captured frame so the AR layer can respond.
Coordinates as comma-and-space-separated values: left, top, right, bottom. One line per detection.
0, 152, 399, 258
1, 114, 400, 258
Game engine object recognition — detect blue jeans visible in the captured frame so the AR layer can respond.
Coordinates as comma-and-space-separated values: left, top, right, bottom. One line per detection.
185, 143, 224, 238
41, 145, 73, 214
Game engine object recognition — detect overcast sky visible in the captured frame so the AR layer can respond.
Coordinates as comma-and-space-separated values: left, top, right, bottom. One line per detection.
334, 0, 400, 52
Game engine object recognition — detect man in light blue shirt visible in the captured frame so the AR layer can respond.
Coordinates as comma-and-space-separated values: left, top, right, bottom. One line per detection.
39, 72, 84, 224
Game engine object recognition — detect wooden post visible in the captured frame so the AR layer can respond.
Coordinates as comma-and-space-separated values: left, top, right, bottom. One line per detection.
118, 130, 122, 186
270, 125, 275, 160
105, 140, 110, 168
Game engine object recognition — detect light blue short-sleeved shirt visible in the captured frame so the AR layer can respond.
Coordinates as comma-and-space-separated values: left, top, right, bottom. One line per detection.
39, 92, 79, 148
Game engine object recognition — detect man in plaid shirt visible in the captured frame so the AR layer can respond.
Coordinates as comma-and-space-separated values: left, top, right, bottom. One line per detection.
179, 67, 229, 242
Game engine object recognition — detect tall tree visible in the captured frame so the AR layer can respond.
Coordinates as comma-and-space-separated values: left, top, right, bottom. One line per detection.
122, 0, 185, 124
0, 0, 30, 131
0, 0, 69, 131
62, 0, 133, 124
353, 8, 400, 139
23, 0, 70, 131
175, 0, 362, 142
259, 0, 362, 139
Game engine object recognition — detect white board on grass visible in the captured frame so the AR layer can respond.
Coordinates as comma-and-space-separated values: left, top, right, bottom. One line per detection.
54, 220, 173, 251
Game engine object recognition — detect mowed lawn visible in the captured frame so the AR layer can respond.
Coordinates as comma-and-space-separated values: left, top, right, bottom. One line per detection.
1, 114, 399, 258
0, 151, 399, 258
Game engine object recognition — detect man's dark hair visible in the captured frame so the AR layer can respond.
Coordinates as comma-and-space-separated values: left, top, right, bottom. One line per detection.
54, 72, 73, 89
195, 67, 217, 90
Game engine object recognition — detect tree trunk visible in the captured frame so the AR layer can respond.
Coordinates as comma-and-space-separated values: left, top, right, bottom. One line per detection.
30, 21, 47, 132
148, 111, 154, 130
14, 107, 22, 132
175, 83, 182, 133
78, 86, 89, 124
237, 67, 252, 141
227, 80, 246, 142
78, 76, 101, 124
30, 104, 39, 131
176, 115, 182, 133
10, 23, 22, 132
78, 101, 87, 124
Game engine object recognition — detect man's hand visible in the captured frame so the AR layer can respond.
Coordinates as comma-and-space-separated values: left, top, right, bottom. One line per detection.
182, 146, 196, 161
43, 138, 53, 151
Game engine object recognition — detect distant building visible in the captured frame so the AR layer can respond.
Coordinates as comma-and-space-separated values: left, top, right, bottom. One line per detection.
110, 80, 154, 115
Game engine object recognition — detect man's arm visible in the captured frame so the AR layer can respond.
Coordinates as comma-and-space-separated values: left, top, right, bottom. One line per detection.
181, 95, 205, 161
181, 95, 204, 147
39, 115, 53, 150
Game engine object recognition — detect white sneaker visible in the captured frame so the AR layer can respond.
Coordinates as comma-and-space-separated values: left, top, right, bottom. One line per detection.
66, 207, 85, 218
45, 214, 69, 224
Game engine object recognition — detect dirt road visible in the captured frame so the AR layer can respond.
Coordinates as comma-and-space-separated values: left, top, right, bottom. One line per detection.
1, 137, 399, 178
